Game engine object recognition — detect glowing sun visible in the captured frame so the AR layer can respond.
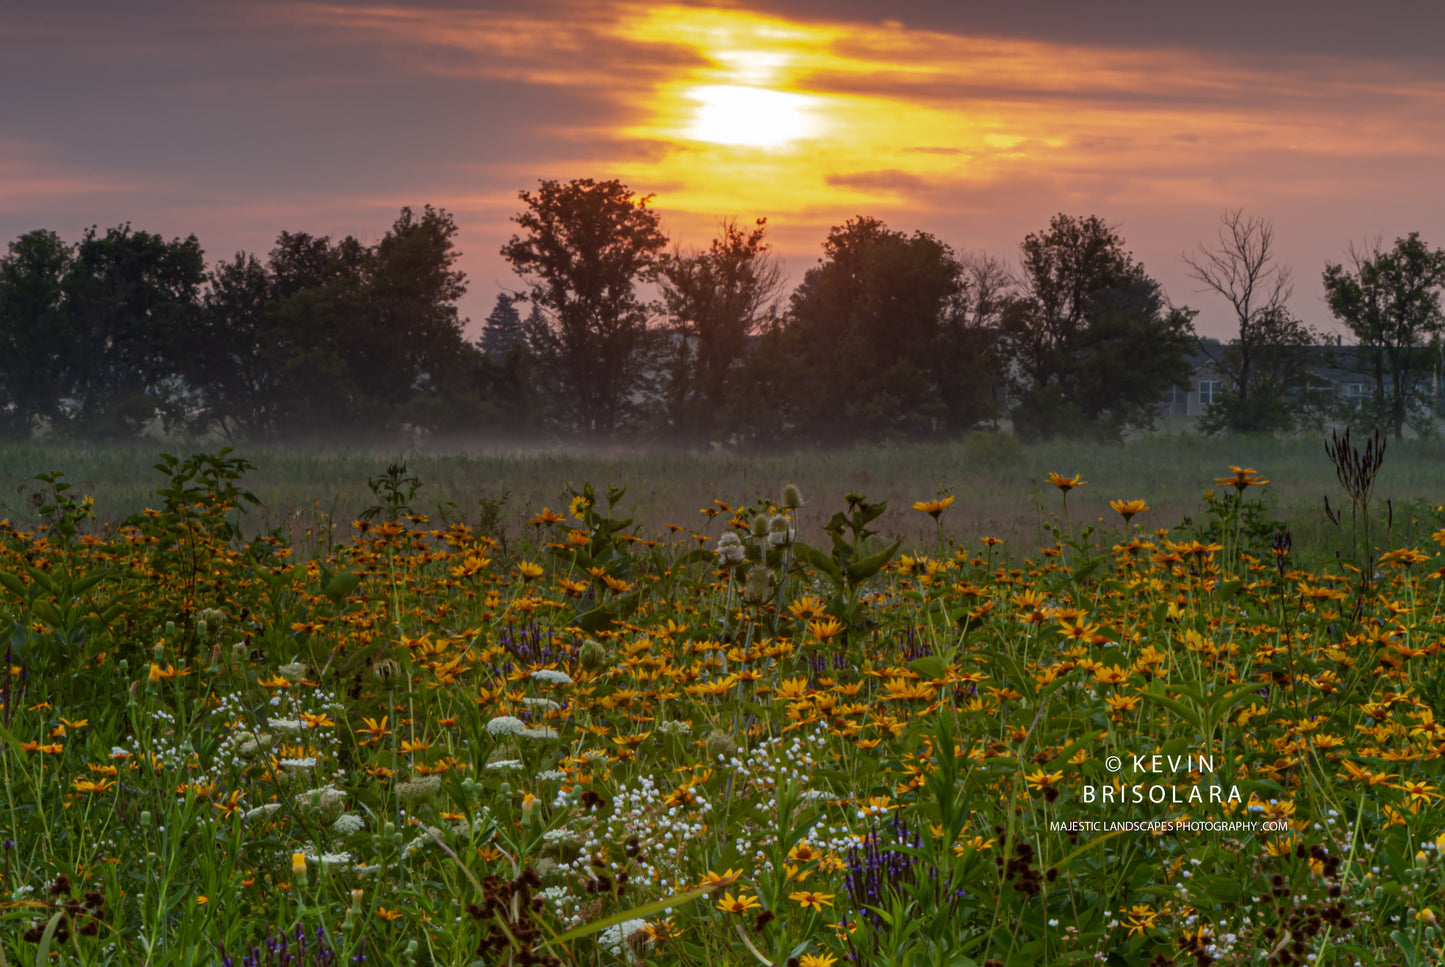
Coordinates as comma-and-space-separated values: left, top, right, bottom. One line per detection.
687, 84, 814, 147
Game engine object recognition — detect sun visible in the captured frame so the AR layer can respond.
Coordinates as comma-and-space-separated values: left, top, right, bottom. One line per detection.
687, 84, 813, 147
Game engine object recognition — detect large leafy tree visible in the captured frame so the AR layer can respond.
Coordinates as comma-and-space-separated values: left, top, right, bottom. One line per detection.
1323, 233, 1445, 439
1004, 214, 1194, 441
1185, 210, 1315, 434
62, 224, 206, 437
780, 217, 965, 441
195, 207, 475, 439
0, 230, 73, 438
501, 179, 668, 435
657, 217, 783, 441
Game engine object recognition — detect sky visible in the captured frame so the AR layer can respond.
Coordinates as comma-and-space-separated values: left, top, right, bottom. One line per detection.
3, 0, 1444, 339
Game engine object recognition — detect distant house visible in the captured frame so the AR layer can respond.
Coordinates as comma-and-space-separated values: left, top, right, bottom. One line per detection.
1165, 345, 1442, 420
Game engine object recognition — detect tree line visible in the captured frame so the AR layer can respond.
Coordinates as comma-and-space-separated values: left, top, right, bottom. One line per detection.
2, 179, 1441, 444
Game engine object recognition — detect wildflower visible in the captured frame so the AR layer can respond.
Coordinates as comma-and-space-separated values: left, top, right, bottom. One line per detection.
332, 814, 366, 835
1109, 499, 1149, 523
1214, 465, 1268, 491
291, 851, 308, 884
808, 617, 844, 642
1047, 472, 1086, 492
789, 890, 835, 911
799, 955, 839, 967
716, 891, 761, 914
699, 868, 743, 891
356, 716, 391, 745
71, 777, 115, 794
377, 907, 403, 921
530, 669, 574, 685
714, 532, 746, 565
912, 495, 955, 519
782, 484, 806, 509
767, 514, 796, 548
277, 662, 309, 682
485, 716, 528, 736
515, 561, 545, 582
599, 918, 649, 957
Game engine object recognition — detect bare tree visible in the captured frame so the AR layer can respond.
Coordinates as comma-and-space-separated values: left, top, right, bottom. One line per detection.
1185, 210, 1313, 432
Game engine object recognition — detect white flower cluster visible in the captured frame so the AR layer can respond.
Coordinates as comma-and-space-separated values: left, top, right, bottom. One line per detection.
530, 669, 574, 685
331, 813, 366, 835
486, 716, 528, 736
598, 918, 648, 960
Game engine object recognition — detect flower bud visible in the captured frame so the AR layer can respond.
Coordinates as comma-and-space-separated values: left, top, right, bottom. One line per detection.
782, 484, 805, 509
579, 638, 608, 671
291, 851, 308, 885
705, 729, 739, 759
741, 565, 772, 605
750, 513, 769, 538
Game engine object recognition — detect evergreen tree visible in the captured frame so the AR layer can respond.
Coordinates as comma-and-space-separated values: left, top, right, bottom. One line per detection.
479, 294, 525, 361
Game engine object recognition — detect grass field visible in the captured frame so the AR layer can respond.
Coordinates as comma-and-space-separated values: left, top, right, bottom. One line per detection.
1, 434, 1444, 966
0, 431, 1441, 564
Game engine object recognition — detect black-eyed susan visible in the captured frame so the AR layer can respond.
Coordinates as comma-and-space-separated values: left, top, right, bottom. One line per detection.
1047, 472, 1086, 492
715, 891, 761, 914
911, 495, 954, 519
788, 890, 835, 911
1214, 465, 1268, 491
1109, 499, 1149, 524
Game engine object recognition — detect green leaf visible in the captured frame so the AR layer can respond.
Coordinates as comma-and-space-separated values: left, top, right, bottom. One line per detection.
846, 538, 902, 585
323, 572, 363, 602
70, 571, 109, 596
25, 567, 56, 596
0, 571, 26, 599
794, 543, 843, 583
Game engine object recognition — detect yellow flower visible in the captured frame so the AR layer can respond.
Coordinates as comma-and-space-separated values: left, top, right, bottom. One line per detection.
788, 890, 835, 911
715, 891, 761, 914
799, 955, 839, 967
808, 617, 844, 642
1214, 465, 1268, 491
699, 868, 743, 891
912, 495, 955, 519
1109, 499, 1149, 522
1047, 472, 1087, 492
71, 777, 115, 794
515, 561, 545, 582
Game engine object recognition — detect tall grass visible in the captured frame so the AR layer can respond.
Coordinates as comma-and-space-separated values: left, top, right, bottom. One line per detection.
0, 432, 1440, 563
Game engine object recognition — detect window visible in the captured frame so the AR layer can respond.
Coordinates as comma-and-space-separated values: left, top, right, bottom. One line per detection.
1198, 380, 1221, 406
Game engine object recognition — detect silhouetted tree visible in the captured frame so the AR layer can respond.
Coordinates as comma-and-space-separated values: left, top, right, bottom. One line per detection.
62, 224, 205, 437
480, 294, 526, 361
1185, 210, 1315, 433
657, 218, 784, 441
501, 179, 668, 435
0, 230, 73, 439
934, 251, 1011, 433
780, 217, 965, 441
1323, 233, 1445, 439
1004, 214, 1193, 441
194, 207, 475, 439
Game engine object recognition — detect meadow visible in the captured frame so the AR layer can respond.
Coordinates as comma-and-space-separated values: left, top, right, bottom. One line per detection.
0, 433, 1444, 966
